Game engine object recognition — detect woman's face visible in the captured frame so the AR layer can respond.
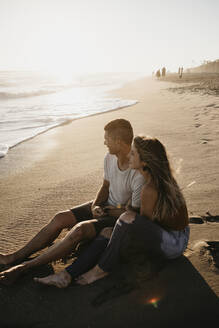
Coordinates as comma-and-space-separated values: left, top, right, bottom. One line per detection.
128, 144, 143, 170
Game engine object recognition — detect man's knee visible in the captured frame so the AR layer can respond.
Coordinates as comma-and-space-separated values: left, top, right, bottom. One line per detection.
118, 211, 136, 224
100, 227, 113, 239
50, 211, 76, 230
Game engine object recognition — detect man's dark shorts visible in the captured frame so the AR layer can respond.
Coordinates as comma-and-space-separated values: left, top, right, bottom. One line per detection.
70, 201, 117, 235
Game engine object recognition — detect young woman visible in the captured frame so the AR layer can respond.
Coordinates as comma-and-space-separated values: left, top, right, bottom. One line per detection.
76, 135, 190, 285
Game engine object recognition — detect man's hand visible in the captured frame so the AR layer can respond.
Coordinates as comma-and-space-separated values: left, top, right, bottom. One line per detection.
103, 205, 125, 219
91, 206, 106, 219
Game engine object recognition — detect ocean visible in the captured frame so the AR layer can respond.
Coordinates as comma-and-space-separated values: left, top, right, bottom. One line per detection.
0, 71, 143, 158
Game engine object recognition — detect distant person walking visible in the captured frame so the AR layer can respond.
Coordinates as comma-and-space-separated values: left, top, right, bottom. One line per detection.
156, 70, 161, 79
161, 67, 166, 77
178, 67, 183, 79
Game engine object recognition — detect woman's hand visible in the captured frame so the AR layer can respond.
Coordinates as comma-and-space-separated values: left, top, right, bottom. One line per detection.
119, 210, 136, 223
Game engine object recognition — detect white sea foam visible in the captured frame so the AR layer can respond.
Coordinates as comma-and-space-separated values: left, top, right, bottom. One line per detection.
0, 71, 143, 158
0, 144, 9, 158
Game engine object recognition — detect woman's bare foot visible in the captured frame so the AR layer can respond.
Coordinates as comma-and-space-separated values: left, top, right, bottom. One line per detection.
0, 263, 27, 285
0, 253, 16, 266
34, 270, 72, 288
76, 265, 108, 285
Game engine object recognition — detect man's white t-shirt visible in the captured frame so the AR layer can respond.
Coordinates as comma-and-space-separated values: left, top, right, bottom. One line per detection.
104, 153, 145, 208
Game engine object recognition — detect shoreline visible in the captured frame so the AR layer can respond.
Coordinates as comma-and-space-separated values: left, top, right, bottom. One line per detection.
0, 73, 144, 159
0, 76, 152, 177
0, 99, 138, 160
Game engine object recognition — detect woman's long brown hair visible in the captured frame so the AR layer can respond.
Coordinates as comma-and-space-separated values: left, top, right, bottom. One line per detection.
134, 136, 186, 223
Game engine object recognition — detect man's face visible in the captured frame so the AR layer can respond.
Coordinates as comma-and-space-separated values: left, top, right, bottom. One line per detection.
104, 131, 120, 154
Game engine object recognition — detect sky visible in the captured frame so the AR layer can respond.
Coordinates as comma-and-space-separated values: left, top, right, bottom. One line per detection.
0, 0, 219, 74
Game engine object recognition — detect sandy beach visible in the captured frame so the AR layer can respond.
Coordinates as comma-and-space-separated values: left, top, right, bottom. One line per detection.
0, 76, 218, 327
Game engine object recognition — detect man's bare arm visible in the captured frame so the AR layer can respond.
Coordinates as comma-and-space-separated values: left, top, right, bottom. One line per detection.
91, 179, 110, 218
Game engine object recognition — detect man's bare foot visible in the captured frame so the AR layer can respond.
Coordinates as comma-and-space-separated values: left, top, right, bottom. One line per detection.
76, 265, 108, 285
0, 253, 16, 266
34, 270, 72, 288
0, 263, 26, 285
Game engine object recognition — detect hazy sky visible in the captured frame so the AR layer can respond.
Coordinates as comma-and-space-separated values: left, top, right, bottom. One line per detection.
1, 0, 218, 74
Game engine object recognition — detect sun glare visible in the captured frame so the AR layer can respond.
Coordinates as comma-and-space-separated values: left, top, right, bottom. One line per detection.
1, 0, 219, 73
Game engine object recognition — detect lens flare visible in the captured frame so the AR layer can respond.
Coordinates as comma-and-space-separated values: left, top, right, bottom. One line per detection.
147, 297, 160, 308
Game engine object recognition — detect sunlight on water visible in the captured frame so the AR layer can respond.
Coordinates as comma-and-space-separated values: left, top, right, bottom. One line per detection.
0, 71, 143, 157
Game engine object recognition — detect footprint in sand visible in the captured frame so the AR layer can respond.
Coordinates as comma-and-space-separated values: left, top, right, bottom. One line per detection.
189, 213, 219, 223
195, 123, 202, 128
192, 240, 219, 272
194, 113, 200, 121
210, 114, 218, 120
189, 216, 205, 224
206, 103, 215, 107
200, 138, 212, 144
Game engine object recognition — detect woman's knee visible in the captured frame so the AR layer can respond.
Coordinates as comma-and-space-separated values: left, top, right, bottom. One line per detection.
118, 211, 136, 224
67, 224, 84, 242
69, 221, 96, 241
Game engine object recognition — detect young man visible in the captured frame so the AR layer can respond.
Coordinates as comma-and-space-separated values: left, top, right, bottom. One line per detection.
0, 119, 145, 285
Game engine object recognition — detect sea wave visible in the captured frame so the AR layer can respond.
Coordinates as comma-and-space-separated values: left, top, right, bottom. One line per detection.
0, 144, 9, 158
0, 87, 68, 100
0, 72, 143, 159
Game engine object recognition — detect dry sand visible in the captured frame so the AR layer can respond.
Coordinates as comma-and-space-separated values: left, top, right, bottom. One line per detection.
0, 76, 218, 327
161, 72, 219, 96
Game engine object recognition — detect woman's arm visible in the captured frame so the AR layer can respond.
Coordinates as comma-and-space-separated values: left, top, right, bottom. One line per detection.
140, 185, 158, 219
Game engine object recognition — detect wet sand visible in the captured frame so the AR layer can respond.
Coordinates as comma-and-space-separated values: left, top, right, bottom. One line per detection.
0, 76, 218, 327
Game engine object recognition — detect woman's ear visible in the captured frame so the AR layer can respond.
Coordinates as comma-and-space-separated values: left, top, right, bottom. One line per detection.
142, 162, 148, 171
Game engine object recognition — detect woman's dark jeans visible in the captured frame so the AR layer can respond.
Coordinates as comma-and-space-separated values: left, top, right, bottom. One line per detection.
98, 214, 190, 272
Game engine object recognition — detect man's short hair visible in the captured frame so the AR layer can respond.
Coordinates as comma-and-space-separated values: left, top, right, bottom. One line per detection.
104, 119, 133, 145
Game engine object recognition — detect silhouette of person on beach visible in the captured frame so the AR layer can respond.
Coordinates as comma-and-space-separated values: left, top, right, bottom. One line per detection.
178, 67, 183, 78
156, 70, 161, 79
35, 136, 190, 288
0, 119, 145, 286
161, 67, 166, 77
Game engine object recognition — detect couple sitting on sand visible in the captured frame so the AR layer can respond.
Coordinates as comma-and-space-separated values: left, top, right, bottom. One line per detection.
0, 119, 190, 288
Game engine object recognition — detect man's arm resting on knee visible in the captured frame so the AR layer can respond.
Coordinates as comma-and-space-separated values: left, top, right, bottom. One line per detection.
91, 179, 110, 218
